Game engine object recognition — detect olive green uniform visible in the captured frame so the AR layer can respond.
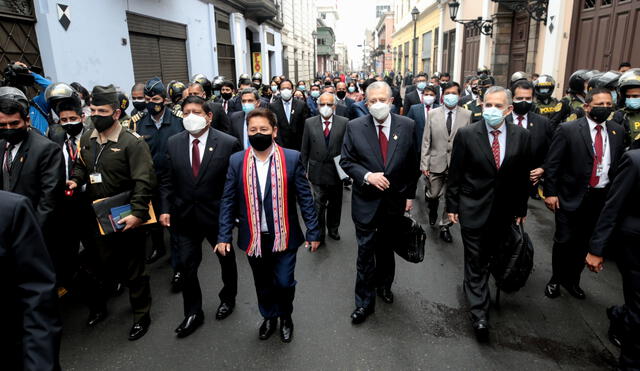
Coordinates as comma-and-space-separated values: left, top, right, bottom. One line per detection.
463, 99, 483, 122
613, 107, 640, 148
561, 94, 586, 123
534, 97, 570, 128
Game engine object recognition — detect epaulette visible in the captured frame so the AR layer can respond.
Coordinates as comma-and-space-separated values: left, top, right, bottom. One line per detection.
125, 128, 143, 139
131, 111, 146, 122
172, 105, 183, 118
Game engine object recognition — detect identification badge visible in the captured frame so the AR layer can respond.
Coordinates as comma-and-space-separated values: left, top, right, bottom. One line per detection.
89, 173, 103, 184
596, 164, 604, 177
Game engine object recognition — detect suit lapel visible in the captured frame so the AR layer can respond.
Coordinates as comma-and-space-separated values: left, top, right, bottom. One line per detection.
327, 116, 342, 155
386, 115, 399, 167
196, 128, 217, 182
179, 132, 194, 182
607, 121, 622, 160
501, 123, 517, 170
9, 133, 32, 191
476, 122, 498, 172
364, 117, 385, 169
579, 118, 594, 158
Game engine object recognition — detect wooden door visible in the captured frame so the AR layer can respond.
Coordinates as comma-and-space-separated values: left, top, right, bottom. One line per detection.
462, 23, 480, 78
508, 12, 530, 78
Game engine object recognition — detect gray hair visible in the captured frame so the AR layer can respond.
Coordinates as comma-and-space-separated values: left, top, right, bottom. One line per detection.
484, 86, 512, 105
365, 81, 392, 99
318, 92, 336, 103
239, 87, 260, 101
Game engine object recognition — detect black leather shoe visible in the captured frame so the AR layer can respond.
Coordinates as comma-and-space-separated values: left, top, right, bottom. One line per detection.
259, 318, 277, 340
562, 283, 586, 299
145, 248, 165, 264
606, 307, 623, 348
328, 231, 341, 240
128, 314, 150, 341
175, 312, 204, 338
171, 272, 184, 293
544, 282, 561, 298
215, 302, 234, 320
440, 227, 453, 243
87, 310, 108, 327
473, 319, 489, 342
377, 287, 394, 304
280, 317, 294, 343
351, 307, 374, 324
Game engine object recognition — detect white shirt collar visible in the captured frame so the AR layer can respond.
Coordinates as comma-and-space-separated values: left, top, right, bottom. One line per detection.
320, 114, 334, 124
189, 127, 209, 145
251, 144, 275, 162
587, 116, 607, 131
374, 113, 392, 128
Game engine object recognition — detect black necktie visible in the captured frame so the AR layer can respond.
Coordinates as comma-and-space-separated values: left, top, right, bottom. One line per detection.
66, 136, 77, 177
446, 111, 452, 135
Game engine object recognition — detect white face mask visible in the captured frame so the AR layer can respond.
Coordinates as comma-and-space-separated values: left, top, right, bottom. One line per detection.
183, 113, 208, 135
319, 105, 333, 118
280, 89, 293, 101
423, 95, 436, 106
369, 102, 391, 121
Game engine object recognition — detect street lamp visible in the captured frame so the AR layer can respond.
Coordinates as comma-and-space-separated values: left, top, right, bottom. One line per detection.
449, 0, 493, 37
411, 6, 419, 74
311, 30, 317, 79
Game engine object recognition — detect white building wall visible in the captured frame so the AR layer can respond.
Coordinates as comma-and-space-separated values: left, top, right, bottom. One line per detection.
281, 0, 316, 82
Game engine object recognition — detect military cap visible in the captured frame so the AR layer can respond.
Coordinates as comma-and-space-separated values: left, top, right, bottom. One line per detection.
91, 84, 118, 106
144, 77, 166, 97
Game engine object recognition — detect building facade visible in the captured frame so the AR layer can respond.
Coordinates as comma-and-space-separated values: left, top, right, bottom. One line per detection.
374, 12, 395, 75
280, 0, 316, 83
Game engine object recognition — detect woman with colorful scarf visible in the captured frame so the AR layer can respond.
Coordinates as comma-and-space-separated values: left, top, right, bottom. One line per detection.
215, 108, 320, 343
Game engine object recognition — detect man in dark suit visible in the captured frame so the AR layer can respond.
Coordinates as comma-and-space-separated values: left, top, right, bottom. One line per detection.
270, 79, 309, 150
335, 81, 355, 113
228, 88, 265, 151
402, 73, 429, 115
0, 191, 61, 371
0, 87, 65, 256
506, 80, 554, 199
301, 92, 348, 244
543, 88, 625, 300
159, 96, 241, 338
587, 149, 640, 369
446, 86, 531, 340
181, 82, 231, 133
406, 85, 440, 145
215, 108, 320, 343
340, 81, 421, 324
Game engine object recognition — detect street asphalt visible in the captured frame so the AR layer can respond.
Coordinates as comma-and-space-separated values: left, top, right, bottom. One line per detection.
59, 178, 622, 370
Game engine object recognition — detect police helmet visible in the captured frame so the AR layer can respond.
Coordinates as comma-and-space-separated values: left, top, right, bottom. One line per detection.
533, 75, 556, 98
587, 71, 621, 91
212, 76, 225, 90
45, 82, 81, 112
252, 72, 263, 82
510, 71, 529, 85
0, 86, 29, 111
168, 81, 186, 104
191, 74, 212, 98
583, 70, 601, 84
477, 66, 491, 76
568, 69, 589, 94
618, 68, 640, 97
477, 73, 494, 87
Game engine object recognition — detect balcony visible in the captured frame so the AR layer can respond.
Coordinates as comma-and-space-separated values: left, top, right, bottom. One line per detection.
240, 0, 279, 24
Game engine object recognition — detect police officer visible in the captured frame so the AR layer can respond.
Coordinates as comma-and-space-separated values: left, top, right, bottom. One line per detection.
510, 71, 529, 86
117, 91, 130, 122
562, 69, 590, 122
462, 73, 493, 122
67, 84, 155, 340
167, 80, 186, 113
252, 72, 264, 91
613, 68, 640, 148
211, 75, 225, 102
588, 71, 622, 106
191, 74, 212, 100
533, 74, 571, 127
130, 82, 146, 116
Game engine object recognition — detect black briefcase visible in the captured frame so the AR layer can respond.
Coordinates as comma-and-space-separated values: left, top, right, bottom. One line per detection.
490, 223, 534, 293
393, 213, 426, 263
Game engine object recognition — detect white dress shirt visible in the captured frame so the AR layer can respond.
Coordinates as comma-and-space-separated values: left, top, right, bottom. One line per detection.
321, 114, 334, 132
486, 121, 507, 166
364, 113, 392, 183
5, 140, 22, 165
282, 99, 292, 122
586, 117, 611, 188
253, 146, 275, 232
242, 114, 250, 149
511, 112, 529, 128
189, 129, 208, 166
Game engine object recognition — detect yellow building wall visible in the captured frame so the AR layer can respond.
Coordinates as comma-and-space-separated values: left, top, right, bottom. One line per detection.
391, 6, 441, 74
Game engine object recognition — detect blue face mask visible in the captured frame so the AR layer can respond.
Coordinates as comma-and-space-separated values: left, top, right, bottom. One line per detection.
348, 86, 356, 93
271, 85, 278, 92
311, 90, 320, 98
242, 103, 255, 113
626, 97, 640, 110
482, 107, 505, 128
298, 85, 305, 91
443, 94, 459, 107
417, 82, 427, 90
611, 90, 618, 103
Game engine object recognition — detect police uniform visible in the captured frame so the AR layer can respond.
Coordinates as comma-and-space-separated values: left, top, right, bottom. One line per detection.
534, 97, 570, 127
463, 99, 483, 122
561, 94, 586, 123
613, 108, 640, 147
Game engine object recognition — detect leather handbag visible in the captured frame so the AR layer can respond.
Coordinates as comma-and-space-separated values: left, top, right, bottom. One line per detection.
393, 212, 426, 263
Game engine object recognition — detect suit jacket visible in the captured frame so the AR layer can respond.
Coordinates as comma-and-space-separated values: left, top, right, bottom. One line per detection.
0, 191, 61, 371
270, 98, 309, 150
136, 108, 184, 176
420, 105, 472, 173
543, 117, 625, 212
228, 95, 242, 114
340, 114, 421, 225
402, 89, 422, 116
300, 114, 348, 186
336, 97, 355, 112
204, 101, 231, 133
589, 149, 640, 256
505, 112, 554, 169
0, 130, 64, 232
446, 120, 532, 229
335, 101, 350, 118
228, 111, 247, 149
349, 100, 369, 120
406, 102, 441, 146
159, 128, 241, 231
391, 86, 403, 113
217, 148, 320, 251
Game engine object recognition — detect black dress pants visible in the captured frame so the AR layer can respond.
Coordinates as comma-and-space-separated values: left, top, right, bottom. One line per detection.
311, 183, 343, 240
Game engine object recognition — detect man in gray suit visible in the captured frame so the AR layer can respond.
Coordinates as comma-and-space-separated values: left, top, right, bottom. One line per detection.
301, 92, 348, 244
421, 82, 472, 242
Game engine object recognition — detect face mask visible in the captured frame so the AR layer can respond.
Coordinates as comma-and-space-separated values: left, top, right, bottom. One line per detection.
242, 103, 255, 113
132, 99, 146, 111
0, 127, 28, 145
311, 90, 320, 99
147, 101, 164, 115
478, 87, 487, 100
271, 86, 278, 92
471, 86, 479, 95
80, 99, 86, 107
62, 121, 83, 137
588, 106, 612, 124
625, 97, 640, 110
482, 107, 505, 128
611, 91, 617, 103
369, 102, 391, 121
253, 83, 261, 90
280, 89, 293, 101
336, 91, 346, 99
348, 86, 356, 93
221, 92, 233, 101
512, 100, 533, 115
248, 133, 273, 151
298, 86, 306, 91
92, 114, 115, 132
182, 113, 208, 135
213, 90, 221, 98
423, 95, 435, 106
443, 94, 459, 107
319, 105, 333, 118
417, 82, 427, 90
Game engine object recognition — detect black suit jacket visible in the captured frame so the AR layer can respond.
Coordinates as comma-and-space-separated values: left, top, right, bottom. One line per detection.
505, 112, 554, 169
402, 89, 421, 116
205, 101, 231, 133
270, 98, 309, 150
0, 130, 64, 232
543, 117, 625, 212
301, 114, 348, 186
446, 120, 532, 229
158, 128, 241, 231
228, 111, 247, 149
340, 114, 421, 225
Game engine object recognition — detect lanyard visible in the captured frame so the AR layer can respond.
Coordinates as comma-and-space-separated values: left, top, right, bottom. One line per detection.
93, 141, 107, 173
66, 138, 79, 162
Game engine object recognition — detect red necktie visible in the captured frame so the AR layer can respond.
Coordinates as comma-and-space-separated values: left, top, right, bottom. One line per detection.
323, 121, 330, 137
589, 125, 603, 187
378, 125, 388, 164
223, 100, 228, 113
517, 115, 524, 127
192, 138, 200, 177
491, 130, 501, 169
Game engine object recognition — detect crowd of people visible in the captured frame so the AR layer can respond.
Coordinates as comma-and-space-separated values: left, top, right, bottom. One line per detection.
1, 59, 639, 370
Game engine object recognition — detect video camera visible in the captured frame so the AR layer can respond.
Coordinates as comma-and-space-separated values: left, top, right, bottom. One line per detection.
0, 62, 36, 90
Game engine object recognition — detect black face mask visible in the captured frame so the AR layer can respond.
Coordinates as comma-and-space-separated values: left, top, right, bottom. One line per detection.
62, 122, 83, 137
0, 127, 28, 145
132, 101, 146, 112
147, 101, 164, 115
478, 87, 488, 100
221, 92, 233, 101
588, 106, 613, 124
92, 115, 115, 132
513, 101, 533, 115
336, 91, 347, 99
248, 133, 273, 151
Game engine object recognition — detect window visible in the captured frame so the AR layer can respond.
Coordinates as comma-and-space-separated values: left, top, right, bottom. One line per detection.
584, 0, 596, 9
422, 31, 432, 75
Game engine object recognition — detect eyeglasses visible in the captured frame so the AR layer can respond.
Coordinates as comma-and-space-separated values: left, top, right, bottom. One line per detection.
318, 103, 334, 107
